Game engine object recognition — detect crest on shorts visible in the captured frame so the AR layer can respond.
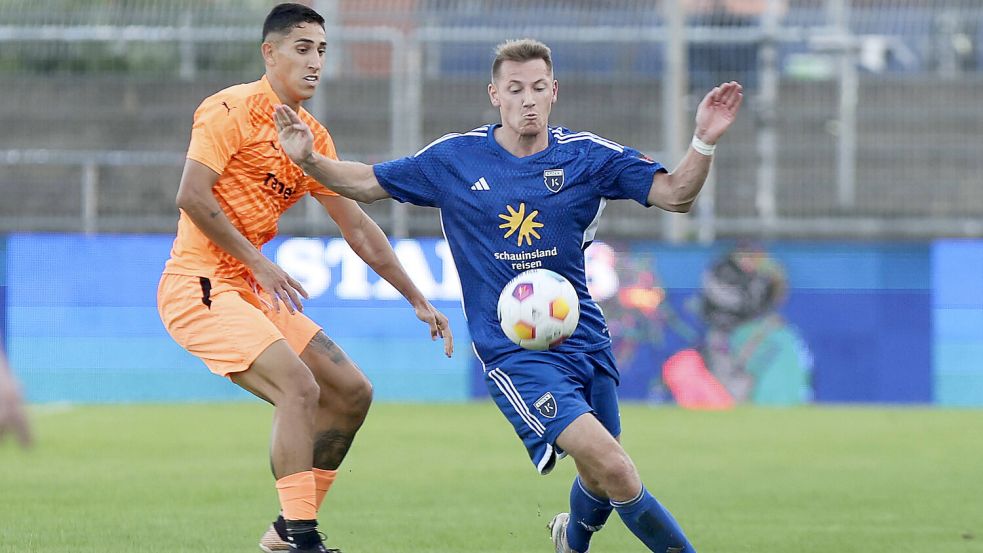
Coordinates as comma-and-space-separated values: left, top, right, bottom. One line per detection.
534, 392, 558, 418
543, 169, 564, 193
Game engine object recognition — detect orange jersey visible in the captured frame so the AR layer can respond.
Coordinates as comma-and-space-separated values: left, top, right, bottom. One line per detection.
164, 75, 338, 279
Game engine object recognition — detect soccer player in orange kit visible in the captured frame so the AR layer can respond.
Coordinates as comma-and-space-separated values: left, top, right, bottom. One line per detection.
156, 4, 453, 552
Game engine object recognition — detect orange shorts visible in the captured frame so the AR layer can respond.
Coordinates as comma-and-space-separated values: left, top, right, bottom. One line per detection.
157, 273, 322, 376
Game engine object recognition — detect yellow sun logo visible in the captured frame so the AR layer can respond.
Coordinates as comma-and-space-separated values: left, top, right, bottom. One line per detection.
498, 203, 544, 246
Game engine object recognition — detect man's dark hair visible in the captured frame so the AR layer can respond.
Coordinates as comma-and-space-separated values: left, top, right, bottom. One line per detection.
262, 3, 325, 41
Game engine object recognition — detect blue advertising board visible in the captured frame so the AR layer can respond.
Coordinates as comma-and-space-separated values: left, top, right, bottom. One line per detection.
2, 234, 941, 405
932, 240, 983, 406
5, 234, 470, 403
580, 241, 932, 405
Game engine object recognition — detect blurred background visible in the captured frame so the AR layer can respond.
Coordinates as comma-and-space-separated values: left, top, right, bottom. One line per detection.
1, 0, 981, 407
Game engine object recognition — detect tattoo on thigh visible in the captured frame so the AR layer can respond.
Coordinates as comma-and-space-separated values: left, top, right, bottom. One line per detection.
313, 429, 354, 470
311, 332, 349, 365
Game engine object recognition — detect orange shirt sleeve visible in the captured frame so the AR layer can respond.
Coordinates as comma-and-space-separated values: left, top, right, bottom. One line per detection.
308, 127, 340, 197
186, 94, 252, 175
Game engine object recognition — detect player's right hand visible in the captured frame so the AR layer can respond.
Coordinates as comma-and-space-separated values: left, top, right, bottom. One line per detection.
273, 104, 314, 166
249, 256, 309, 314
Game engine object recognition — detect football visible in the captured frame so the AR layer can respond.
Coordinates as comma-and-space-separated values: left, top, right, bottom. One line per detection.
497, 268, 580, 351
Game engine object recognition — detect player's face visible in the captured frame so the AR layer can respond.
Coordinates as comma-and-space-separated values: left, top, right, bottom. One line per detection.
263, 23, 326, 105
489, 59, 557, 138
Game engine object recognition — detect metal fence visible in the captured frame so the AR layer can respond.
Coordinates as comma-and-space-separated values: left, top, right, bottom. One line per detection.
1, 0, 981, 239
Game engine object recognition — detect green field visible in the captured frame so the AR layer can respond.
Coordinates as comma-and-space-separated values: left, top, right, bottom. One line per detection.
1, 403, 981, 552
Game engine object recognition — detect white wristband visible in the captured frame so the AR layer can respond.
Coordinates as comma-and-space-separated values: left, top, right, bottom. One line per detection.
691, 135, 716, 156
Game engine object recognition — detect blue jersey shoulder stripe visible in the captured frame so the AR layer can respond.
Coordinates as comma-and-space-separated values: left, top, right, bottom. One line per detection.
552, 129, 622, 149
414, 127, 489, 157
551, 128, 625, 152
551, 127, 621, 146
556, 134, 624, 153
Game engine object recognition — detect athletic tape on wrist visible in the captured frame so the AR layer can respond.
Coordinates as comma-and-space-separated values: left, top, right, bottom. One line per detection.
691, 135, 716, 156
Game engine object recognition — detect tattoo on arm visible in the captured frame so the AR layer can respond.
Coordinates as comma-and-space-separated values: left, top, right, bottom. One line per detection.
209, 210, 221, 218
310, 332, 349, 365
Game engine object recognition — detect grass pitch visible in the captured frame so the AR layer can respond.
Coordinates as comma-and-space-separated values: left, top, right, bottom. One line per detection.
1, 402, 981, 552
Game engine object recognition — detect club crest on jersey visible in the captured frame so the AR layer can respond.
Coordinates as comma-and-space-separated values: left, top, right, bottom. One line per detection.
543, 169, 564, 193
534, 392, 558, 418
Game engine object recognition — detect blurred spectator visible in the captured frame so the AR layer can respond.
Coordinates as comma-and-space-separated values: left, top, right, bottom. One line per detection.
0, 347, 32, 448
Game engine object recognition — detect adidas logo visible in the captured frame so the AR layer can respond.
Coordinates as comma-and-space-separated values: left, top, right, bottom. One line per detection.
470, 177, 490, 191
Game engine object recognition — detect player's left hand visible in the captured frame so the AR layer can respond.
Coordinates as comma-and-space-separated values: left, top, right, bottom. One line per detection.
415, 301, 454, 357
273, 104, 315, 165
694, 81, 744, 145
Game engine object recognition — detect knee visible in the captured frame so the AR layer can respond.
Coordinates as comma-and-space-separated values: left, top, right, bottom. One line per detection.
578, 472, 605, 496
322, 373, 373, 418
595, 451, 639, 494
286, 377, 321, 412
347, 375, 373, 415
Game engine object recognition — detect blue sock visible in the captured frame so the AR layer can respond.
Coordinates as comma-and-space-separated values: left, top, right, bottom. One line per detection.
612, 486, 695, 553
566, 476, 613, 552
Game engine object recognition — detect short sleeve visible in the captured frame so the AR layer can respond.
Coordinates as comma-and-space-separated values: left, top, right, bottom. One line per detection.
186, 95, 251, 175
595, 146, 667, 207
373, 154, 440, 208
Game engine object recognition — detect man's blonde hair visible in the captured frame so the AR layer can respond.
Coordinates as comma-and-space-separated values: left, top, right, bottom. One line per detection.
491, 38, 553, 81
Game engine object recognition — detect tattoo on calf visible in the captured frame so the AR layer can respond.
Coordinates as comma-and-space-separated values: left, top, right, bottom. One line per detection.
313, 429, 354, 470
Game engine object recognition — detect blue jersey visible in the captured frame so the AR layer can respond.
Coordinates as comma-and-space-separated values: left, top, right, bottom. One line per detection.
374, 124, 666, 367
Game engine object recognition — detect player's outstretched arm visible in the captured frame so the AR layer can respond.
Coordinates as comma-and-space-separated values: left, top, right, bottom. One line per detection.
273, 105, 391, 204
647, 81, 744, 212
315, 195, 454, 357
175, 160, 308, 313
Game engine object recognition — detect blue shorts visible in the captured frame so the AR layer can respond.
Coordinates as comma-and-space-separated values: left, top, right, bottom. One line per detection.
484, 347, 621, 475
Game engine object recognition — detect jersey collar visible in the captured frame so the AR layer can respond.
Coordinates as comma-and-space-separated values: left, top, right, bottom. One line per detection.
486, 124, 556, 162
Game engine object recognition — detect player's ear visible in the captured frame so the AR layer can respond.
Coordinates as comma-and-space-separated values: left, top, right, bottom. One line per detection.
551, 79, 558, 103
261, 40, 276, 66
488, 82, 502, 108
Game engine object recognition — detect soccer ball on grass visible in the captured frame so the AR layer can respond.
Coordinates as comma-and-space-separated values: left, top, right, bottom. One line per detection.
497, 268, 580, 351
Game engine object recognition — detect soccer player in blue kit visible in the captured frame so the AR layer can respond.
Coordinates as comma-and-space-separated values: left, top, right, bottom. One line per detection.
275, 38, 743, 553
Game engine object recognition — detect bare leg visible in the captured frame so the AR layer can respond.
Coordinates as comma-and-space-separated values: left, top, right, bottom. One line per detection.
256, 331, 371, 550
557, 414, 640, 501
300, 331, 373, 471
231, 339, 320, 478
557, 413, 694, 552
